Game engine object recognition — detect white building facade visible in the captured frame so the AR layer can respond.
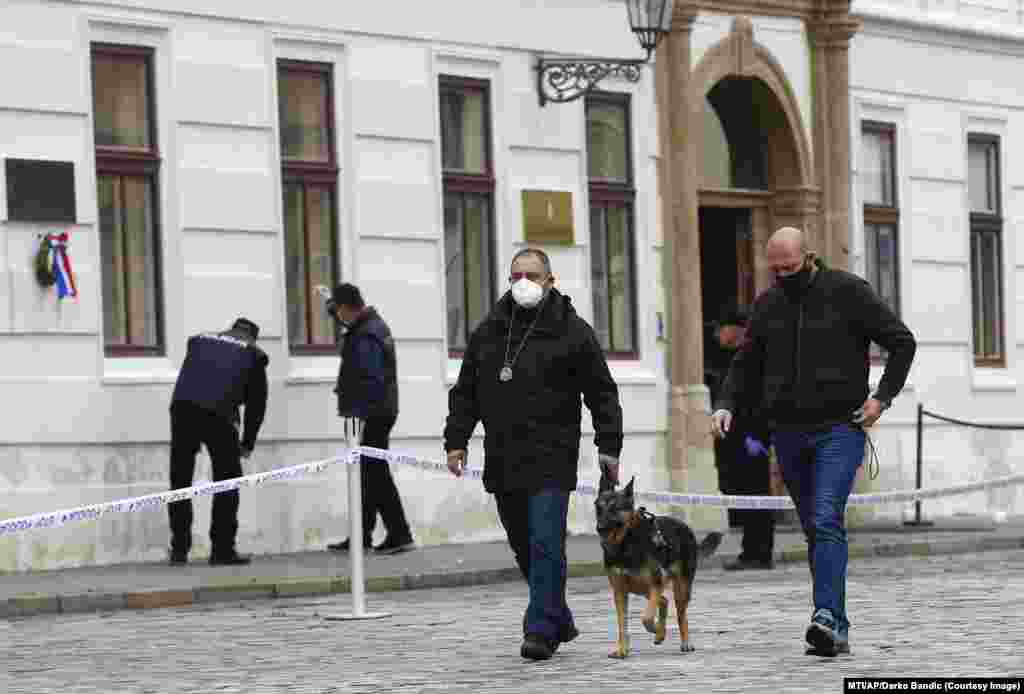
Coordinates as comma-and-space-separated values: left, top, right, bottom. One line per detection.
0, 0, 1021, 572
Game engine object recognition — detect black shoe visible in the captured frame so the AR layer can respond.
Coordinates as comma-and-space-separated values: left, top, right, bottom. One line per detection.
373, 536, 415, 555
168, 550, 188, 566
327, 538, 371, 552
521, 633, 555, 661
551, 625, 580, 653
805, 641, 850, 656
208, 552, 251, 566
724, 557, 774, 571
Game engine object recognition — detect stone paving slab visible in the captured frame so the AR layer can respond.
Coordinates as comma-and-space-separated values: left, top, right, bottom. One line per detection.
2, 518, 1022, 621
5, 550, 1023, 693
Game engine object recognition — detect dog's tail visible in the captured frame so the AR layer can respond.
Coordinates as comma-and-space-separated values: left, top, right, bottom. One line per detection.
698, 531, 724, 560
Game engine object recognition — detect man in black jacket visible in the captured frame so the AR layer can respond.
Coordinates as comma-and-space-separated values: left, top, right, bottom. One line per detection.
444, 248, 624, 662
712, 227, 916, 657
168, 317, 269, 566
325, 283, 414, 556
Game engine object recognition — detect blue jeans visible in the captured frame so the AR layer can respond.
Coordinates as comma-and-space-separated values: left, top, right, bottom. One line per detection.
774, 424, 865, 635
495, 488, 574, 642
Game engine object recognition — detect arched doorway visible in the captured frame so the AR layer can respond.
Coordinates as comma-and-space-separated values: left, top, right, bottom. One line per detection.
693, 17, 818, 311
693, 17, 819, 510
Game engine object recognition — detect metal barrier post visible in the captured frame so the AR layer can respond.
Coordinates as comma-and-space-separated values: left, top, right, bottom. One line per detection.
904, 403, 933, 527
325, 417, 391, 621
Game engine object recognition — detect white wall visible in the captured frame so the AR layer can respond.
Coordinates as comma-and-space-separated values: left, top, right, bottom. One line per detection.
0, 0, 676, 571
850, 0, 1024, 520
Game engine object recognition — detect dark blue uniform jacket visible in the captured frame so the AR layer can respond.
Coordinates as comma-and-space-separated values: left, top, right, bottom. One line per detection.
171, 329, 269, 450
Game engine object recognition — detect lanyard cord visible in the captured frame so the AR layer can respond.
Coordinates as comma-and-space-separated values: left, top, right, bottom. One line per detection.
503, 300, 545, 370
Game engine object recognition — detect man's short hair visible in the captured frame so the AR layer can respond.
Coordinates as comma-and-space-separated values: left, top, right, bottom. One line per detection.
511, 248, 552, 275
331, 283, 365, 308
232, 317, 260, 339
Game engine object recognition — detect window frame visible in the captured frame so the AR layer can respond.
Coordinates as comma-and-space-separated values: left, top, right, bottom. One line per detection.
860, 121, 900, 364
92, 42, 165, 358
586, 90, 638, 360
439, 74, 496, 359
967, 133, 1005, 368
278, 58, 341, 355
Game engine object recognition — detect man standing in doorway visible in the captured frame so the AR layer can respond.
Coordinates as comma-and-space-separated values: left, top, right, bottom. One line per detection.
708, 306, 775, 570
444, 248, 624, 661
712, 227, 915, 657
326, 283, 415, 555
168, 317, 269, 566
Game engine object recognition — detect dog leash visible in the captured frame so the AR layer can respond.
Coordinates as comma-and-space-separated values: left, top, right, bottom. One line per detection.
637, 508, 670, 555
864, 430, 880, 481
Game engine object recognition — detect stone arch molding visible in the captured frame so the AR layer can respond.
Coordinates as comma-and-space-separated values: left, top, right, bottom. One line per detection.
691, 16, 814, 189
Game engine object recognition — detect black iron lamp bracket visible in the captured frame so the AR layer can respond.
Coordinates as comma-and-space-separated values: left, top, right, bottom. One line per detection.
535, 52, 652, 107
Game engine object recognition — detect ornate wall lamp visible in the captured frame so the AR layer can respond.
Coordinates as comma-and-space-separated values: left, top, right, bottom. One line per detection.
536, 0, 675, 106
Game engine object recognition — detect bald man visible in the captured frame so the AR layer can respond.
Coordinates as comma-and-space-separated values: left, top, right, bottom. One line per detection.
711, 227, 916, 657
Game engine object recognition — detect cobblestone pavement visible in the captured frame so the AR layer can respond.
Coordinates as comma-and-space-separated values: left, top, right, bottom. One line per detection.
5, 550, 1023, 694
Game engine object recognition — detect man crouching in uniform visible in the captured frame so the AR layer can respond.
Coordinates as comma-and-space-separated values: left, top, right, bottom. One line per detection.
167, 317, 269, 566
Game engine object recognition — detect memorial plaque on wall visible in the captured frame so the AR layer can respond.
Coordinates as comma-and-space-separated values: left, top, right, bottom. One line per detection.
522, 190, 573, 245
5, 158, 77, 223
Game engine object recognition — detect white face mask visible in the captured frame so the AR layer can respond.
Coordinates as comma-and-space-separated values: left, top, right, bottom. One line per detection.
511, 278, 544, 308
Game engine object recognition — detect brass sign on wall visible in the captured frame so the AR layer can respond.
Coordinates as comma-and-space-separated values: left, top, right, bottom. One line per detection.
521, 190, 574, 245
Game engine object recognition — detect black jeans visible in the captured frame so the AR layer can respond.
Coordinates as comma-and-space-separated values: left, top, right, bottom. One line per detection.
355, 414, 411, 545
167, 402, 243, 556
715, 436, 776, 562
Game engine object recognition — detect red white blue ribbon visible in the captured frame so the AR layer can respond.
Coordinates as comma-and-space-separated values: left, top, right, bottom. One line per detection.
47, 231, 77, 300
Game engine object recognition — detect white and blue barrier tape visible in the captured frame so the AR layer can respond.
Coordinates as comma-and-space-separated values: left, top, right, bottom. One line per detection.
2, 445, 1023, 536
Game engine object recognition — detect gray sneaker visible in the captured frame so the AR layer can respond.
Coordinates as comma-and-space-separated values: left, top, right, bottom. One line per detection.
805, 609, 847, 657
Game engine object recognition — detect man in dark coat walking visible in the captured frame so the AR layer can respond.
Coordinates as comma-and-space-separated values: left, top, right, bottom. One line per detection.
168, 317, 268, 566
444, 248, 624, 661
325, 283, 414, 555
713, 227, 916, 657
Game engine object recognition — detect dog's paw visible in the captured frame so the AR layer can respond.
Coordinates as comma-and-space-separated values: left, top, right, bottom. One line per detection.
679, 641, 695, 653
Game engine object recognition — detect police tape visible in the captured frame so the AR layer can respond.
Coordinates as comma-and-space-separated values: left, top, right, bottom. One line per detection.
359, 446, 1024, 511
2, 445, 1024, 536
0, 449, 359, 537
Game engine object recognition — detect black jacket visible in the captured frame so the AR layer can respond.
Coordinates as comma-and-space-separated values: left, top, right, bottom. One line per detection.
335, 307, 399, 420
171, 328, 269, 449
717, 260, 916, 431
444, 289, 623, 493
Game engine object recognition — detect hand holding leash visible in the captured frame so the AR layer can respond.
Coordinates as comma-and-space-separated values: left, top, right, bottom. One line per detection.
711, 409, 733, 439
851, 397, 886, 428
447, 449, 467, 477
598, 453, 620, 484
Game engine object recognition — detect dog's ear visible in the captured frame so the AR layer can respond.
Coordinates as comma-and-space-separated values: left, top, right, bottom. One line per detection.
623, 476, 635, 498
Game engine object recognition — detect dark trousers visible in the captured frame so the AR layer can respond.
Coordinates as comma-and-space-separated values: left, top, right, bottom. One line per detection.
715, 436, 776, 562
167, 402, 243, 556
354, 415, 411, 545
495, 488, 575, 643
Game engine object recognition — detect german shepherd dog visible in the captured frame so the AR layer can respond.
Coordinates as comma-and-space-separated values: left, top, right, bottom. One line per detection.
595, 473, 723, 659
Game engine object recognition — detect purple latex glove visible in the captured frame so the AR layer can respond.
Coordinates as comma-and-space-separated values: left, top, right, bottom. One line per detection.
744, 435, 769, 458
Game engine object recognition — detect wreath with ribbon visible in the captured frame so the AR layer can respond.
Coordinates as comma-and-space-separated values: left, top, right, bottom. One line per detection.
35, 235, 56, 287
34, 232, 78, 299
